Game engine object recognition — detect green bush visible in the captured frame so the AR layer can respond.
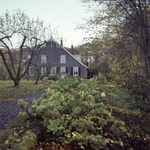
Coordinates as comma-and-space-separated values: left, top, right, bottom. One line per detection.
0, 116, 39, 150
17, 77, 127, 149
96, 73, 107, 84
0, 76, 127, 150
12, 131, 37, 150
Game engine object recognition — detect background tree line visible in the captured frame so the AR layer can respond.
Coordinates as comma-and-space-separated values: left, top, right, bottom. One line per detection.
80, 0, 150, 112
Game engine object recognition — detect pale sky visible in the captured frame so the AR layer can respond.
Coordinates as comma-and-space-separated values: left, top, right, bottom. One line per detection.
1, 0, 94, 47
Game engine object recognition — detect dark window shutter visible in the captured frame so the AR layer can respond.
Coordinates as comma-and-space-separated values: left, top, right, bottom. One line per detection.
57, 67, 60, 74
79, 67, 81, 76
71, 67, 73, 76
66, 67, 68, 74
46, 67, 49, 74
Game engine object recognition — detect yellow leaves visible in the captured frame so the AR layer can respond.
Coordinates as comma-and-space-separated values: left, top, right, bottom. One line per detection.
108, 108, 112, 116
109, 57, 112, 61
5, 140, 9, 144
16, 139, 21, 142
14, 132, 18, 137
23, 139, 26, 144
72, 132, 77, 137
60, 95, 64, 102
66, 133, 71, 138
96, 135, 102, 139
145, 134, 150, 139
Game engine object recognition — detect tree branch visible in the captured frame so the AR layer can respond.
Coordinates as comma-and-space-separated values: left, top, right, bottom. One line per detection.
1, 40, 16, 75
16, 35, 27, 79
0, 49, 14, 80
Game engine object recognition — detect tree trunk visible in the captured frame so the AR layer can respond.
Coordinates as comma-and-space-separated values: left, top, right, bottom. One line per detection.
35, 67, 40, 84
14, 79, 20, 86
147, 56, 150, 78
95, 56, 99, 69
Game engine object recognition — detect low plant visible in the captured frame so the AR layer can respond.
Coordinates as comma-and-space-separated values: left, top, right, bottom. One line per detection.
42, 76, 49, 84
0, 115, 41, 150
96, 73, 107, 84
15, 77, 127, 149
102, 82, 150, 115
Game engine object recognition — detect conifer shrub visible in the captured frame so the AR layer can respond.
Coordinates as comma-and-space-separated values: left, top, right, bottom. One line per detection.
16, 77, 127, 149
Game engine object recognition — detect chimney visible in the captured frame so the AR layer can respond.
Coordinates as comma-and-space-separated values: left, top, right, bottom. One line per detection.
71, 45, 73, 55
61, 38, 63, 46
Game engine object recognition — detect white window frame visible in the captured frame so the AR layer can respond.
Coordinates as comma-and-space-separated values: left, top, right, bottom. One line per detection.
51, 67, 56, 76
73, 67, 78, 76
41, 55, 46, 64
41, 67, 47, 75
29, 66, 34, 76
27, 55, 31, 59
60, 55, 66, 64
60, 67, 66, 76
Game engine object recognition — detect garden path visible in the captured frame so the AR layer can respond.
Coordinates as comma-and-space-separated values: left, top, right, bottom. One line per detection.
0, 90, 44, 130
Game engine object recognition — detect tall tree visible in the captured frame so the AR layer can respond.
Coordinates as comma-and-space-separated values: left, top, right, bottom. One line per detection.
81, 0, 150, 77
78, 38, 104, 69
90, 38, 105, 68
0, 10, 51, 86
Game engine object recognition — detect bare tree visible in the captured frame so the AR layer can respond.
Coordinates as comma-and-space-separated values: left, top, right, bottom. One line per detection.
0, 10, 51, 86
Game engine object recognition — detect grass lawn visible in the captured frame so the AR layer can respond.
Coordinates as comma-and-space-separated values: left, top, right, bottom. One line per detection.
0, 80, 44, 102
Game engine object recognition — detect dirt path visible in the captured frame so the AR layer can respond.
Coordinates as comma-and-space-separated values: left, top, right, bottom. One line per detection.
0, 90, 45, 130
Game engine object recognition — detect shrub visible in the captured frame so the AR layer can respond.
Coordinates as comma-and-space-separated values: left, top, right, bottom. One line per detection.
42, 76, 49, 84
97, 73, 107, 84
12, 131, 37, 150
16, 77, 127, 149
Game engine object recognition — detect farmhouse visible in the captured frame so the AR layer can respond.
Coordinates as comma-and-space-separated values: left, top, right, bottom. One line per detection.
26, 37, 87, 79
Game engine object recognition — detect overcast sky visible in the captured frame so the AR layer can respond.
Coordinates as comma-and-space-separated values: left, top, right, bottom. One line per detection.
1, 0, 94, 47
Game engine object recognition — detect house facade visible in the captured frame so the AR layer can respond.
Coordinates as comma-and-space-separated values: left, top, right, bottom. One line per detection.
27, 37, 87, 79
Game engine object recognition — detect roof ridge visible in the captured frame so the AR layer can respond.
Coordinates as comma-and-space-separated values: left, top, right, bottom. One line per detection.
61, 46, 86, 67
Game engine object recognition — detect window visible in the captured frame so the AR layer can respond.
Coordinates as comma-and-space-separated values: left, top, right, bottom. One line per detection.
60, 67, 66, 76
41, 67, 47, 75
27, 55, 31, 59
60, 55, 66, 63
29, 66, 34, 76
73, 67, 78, 76
51, 67, 56, 76
41, 55, 46, 64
